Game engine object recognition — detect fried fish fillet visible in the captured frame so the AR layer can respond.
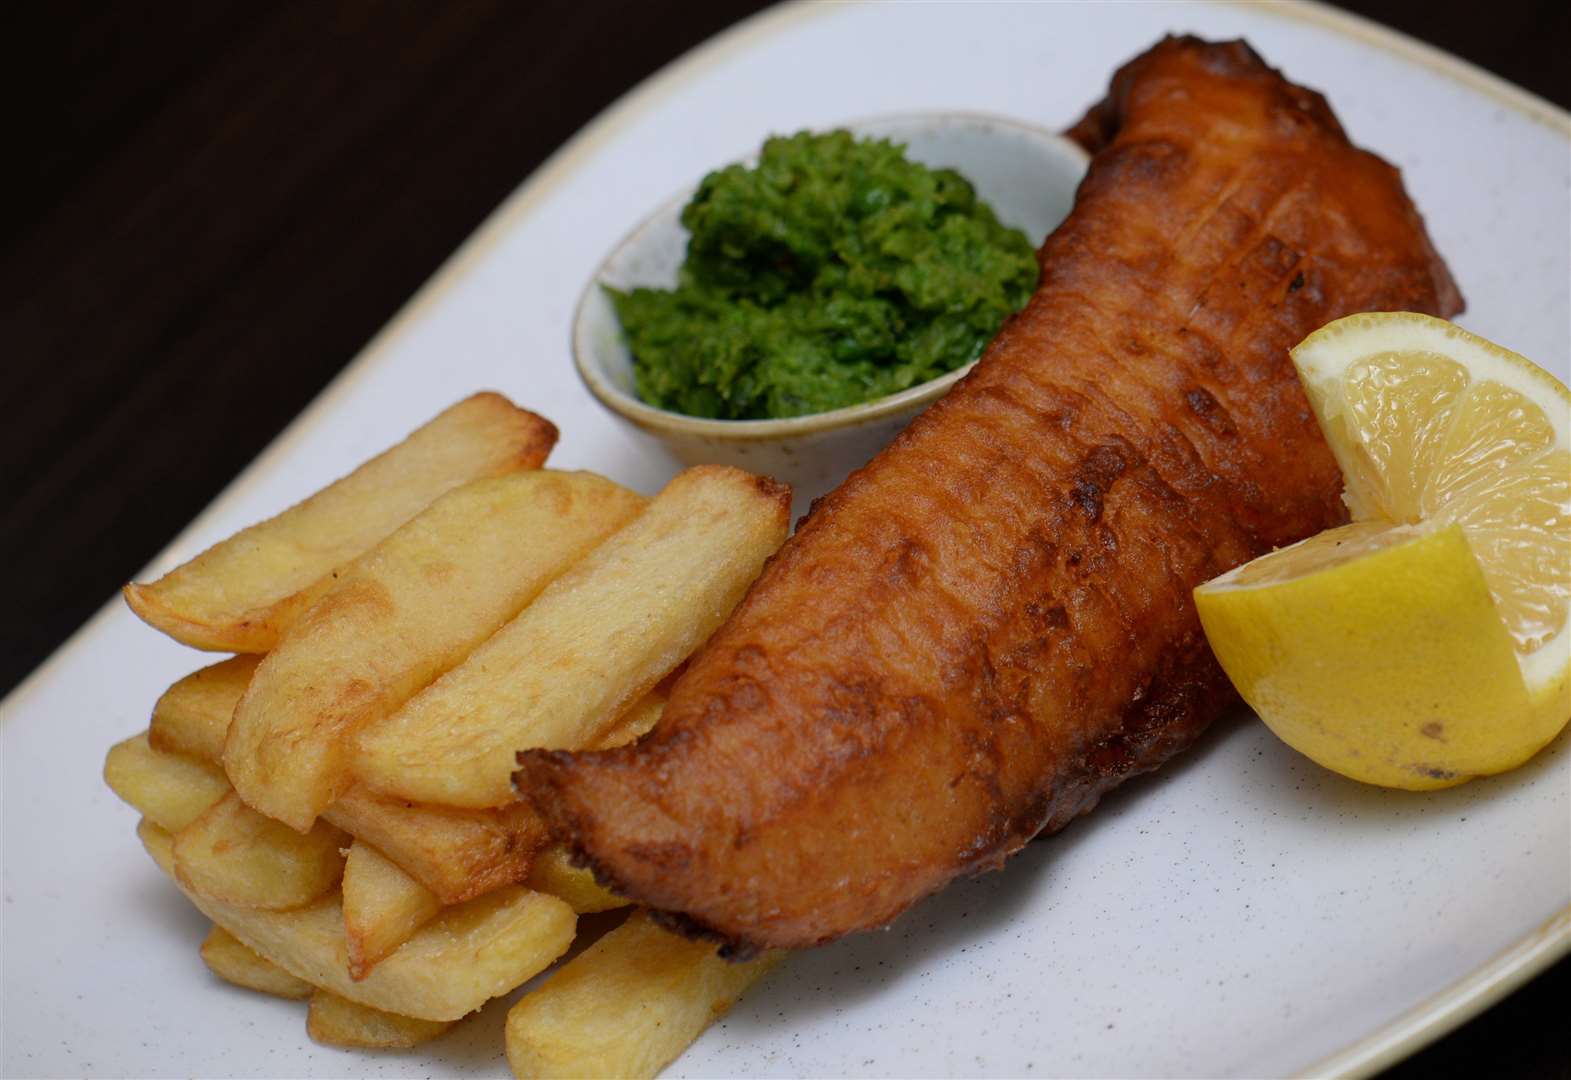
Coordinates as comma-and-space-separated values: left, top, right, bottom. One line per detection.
517, 36, 1463, 953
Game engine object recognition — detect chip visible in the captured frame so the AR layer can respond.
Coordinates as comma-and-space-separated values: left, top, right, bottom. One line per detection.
125, 393, 556, 652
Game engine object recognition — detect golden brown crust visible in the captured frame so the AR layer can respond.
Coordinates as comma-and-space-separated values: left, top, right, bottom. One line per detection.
321, 793, 547, 905
517, 36, 1464, 952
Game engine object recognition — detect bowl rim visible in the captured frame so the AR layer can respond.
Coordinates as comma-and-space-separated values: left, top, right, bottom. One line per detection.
571, 108, 1091, 440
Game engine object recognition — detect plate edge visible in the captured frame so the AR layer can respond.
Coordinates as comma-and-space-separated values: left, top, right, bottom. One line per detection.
0, 0, 833, 720
1257, 0, 1571, 133
5, 1, 1569, 1074
10, 0, 1568, 718
1299, 905, 1571, 1079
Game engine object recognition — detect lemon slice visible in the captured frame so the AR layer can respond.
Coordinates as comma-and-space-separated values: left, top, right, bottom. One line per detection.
1196, 313, 1570, 789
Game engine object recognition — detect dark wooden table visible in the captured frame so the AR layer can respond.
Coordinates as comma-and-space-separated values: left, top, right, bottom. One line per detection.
7, 3, 1567, 1076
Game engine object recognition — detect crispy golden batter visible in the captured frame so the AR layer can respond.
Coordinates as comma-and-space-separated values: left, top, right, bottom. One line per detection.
516, 37, 1463, 952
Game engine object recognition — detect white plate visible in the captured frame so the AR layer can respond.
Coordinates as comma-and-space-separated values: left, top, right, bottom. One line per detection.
4, 3, 1567, 1077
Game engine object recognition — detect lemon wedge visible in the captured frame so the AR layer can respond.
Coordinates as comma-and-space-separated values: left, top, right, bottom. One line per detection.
1196, 313, 1570, 789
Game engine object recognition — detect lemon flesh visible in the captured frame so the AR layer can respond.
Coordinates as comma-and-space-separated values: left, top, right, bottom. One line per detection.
1197, 313, 1570, 789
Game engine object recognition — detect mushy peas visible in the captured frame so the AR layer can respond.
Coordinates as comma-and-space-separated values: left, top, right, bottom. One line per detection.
610, 130, 1040, 420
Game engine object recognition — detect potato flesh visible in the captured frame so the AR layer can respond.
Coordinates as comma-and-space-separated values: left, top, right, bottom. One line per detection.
513, 691, 664, 915
226, 470, 648, 831
525, 847, 626, 916
321, 791, 546, 905
174, 792, 348, 911
104, 733, 230, 833
354, 465, 790, 808
505, 911, 782, 1079
591, 684, 667, 751
147, 655, 550, 904
307, 991, 453, 1048
113, 421, 788, 1072
342, 841, 442, 980
124, 393, 557, 653
200, 925, 314, 1000
139, 820, 576, 1022
112, 721, 348, 917
148, 655, 259, 761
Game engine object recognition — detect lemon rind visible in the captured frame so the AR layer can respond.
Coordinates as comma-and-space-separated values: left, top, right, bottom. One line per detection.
1287, 312, 1570, 697
1292, 312, 1571, 451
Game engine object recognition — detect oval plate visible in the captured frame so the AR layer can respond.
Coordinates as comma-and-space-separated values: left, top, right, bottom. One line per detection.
3, 2, 1566, 1077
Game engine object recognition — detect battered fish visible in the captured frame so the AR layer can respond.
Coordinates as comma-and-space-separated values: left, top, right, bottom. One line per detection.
516, 36, 1463, 953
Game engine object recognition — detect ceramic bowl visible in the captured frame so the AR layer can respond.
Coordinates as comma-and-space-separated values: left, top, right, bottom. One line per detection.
573, 111, 1090, 518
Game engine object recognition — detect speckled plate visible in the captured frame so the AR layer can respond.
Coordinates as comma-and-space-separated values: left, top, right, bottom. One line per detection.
4, 2, 1567, 1077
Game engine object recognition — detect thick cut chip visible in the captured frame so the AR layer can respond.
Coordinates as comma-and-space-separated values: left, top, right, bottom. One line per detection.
307, 991, 453, 1049
226, 469, 645, 831
514, 691, 664, 913
322, 791, 547, 905
514, 688, 662, 913
124, 393, 557, 653
356, 465, 791, 808
504, 910, 782, 1079
592, 685, 667, 751
104, 733, 230, 832
174, 792, 348, 910
525, 847, 626, 915
342, 841, 442, 980
201, 925, 314, 1000
139, 821, 576, 1022
148, 655, 260, 761
142, 660, 546, 902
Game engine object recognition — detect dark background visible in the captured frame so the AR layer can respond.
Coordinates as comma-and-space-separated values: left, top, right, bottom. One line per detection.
5, 3, 1567, 1076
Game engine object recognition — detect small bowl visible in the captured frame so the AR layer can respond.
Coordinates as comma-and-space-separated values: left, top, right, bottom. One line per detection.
573, 111, 1090, 518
